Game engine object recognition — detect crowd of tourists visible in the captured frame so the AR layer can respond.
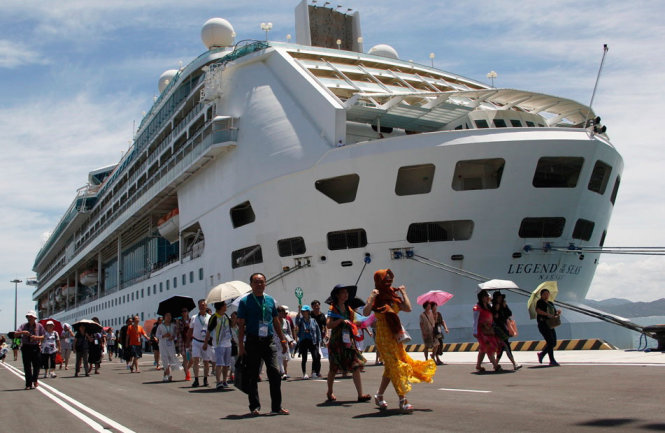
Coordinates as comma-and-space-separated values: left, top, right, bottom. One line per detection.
7, 268, 560, 415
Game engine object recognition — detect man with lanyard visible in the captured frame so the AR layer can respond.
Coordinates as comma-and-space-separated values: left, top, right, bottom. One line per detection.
237, 273, 289, 415
15, 310, 45, 389
188, 299, 213, 387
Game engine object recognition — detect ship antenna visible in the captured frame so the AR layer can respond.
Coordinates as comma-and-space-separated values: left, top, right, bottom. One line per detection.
585, 44, 609, 129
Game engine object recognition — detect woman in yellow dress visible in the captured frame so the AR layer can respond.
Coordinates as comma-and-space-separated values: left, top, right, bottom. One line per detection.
363, 269, 437, 412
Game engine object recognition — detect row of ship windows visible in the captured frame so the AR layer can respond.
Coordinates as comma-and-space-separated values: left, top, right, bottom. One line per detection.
71, 269, 205, 324
229, 157, 619, 228
231, 216, 603, 269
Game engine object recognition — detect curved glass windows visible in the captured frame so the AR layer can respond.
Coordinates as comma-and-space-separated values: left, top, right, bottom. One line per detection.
588, 161, 612, 195
232, 245, 263, 269
230, 201, 255, 228
327, 229, 367, 250
407, 220, 474, 243
395, 164, 435, 196
519, 217, 566, 238
278, 237, 306, 257
452, 158, 504, 191
533, 157, 583, 188
572, 219, 595, 241
315, 174, 359, 204
610, 176, 620, 205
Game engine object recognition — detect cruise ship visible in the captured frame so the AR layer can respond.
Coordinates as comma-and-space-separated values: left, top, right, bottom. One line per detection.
32, 1, 625, 345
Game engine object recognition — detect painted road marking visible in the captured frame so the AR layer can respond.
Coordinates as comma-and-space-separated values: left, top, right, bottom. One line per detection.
2, 362, 136, 433
438, 387, 492, 393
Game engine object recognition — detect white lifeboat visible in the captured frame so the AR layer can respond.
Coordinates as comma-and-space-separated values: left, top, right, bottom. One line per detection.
80, 270, 98, 287
158, 208, 180, 243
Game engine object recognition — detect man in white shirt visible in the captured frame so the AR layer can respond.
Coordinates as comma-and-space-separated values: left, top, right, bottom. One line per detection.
188, 299, 213, 387
203, 301, 233, 389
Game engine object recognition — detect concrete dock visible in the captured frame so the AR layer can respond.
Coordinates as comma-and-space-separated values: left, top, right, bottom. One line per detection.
1, 350, 664, 432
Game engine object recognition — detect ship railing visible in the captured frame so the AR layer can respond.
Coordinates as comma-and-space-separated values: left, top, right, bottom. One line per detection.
72, 115, 215, 258
42, 115, 214, 293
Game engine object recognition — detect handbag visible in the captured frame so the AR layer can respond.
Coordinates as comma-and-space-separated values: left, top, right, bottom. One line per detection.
506, 318, 518, 337
233, 355, 250, 394
397, 325, 411, 343
546, 303, 561, 329
547, 316, 561, 329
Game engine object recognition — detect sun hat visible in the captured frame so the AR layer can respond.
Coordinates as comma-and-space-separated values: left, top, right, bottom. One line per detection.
301, 305, 312, 312
25, 310, 37, 319
325, 284, 358, 305
46, 320, 54, 326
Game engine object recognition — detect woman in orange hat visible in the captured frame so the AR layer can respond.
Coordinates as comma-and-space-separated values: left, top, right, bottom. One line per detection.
363, 269, 436, 412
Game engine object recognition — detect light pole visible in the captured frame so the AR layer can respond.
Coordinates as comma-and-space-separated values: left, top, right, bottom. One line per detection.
260, 22, 272, 42
429, 52, 435, 67
10, 279, 22, 330
486, 70, 497, 88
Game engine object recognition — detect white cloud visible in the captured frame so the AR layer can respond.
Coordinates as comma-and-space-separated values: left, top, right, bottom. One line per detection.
588, 256, 665, 302
0, 40, 46, 68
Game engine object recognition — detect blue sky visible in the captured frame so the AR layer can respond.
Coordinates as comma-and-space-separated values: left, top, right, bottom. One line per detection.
1, 0, 664, 331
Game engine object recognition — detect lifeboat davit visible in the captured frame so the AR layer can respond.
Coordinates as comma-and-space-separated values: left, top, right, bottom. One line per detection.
158, 208, 179, 243
80, 270, 98, 287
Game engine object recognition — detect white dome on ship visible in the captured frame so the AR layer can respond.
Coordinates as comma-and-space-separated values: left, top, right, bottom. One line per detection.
368, 44, 399, 59
158, 69, 178, 93
201, 18, 235, 50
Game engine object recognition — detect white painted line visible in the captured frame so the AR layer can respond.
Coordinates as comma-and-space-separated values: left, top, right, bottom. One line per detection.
2, 362, 136, 433
2, 362, 107, 431
438, 387, 492, 393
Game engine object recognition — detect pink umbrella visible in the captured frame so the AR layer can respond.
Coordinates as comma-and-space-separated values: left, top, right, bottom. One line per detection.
417, 290, 454, 306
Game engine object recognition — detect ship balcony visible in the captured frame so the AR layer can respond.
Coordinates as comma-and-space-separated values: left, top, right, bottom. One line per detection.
212, 115, 238, 149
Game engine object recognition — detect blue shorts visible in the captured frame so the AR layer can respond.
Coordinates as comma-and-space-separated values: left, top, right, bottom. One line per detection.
131, 345, 142, 359
214, 346, 232, 367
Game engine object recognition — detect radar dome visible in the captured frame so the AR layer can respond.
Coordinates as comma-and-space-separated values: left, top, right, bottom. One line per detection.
158, 69, 178, 93
201, 18, 235, 50
368, 44, 399, 60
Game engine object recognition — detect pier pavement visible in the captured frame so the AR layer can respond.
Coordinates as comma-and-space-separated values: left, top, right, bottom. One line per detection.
1, 350, 664, 433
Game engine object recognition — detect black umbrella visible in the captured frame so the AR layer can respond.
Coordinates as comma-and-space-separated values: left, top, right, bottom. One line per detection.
158, 295, 196, 318
73, 319, 103, 334
7, 331, 15, 339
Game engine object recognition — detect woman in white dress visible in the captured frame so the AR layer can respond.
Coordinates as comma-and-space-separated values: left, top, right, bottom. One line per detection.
156, 312, 178, 382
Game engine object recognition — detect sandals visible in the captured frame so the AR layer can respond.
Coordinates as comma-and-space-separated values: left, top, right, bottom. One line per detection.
494, 365, 503, 372
270, 408, 290, 415
250, 408, 261, 416
357, 394, 371, 402
326, 392, 337, 402
374, 394, 388, 410
514, 364, 522, 371
475, 366, 486, 373
399, 398, 414, 413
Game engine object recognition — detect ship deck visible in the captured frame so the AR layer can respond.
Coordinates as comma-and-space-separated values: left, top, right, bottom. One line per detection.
2, 350, 664, 432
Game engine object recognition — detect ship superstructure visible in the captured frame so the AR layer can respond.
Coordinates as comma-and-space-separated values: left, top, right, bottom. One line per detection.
32, 1, 623, 343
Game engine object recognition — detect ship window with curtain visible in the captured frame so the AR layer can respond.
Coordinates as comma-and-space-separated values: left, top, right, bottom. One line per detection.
159, 282, 163, 292
199, 268, 204, 280
395, 164, 435, 196
232, 245, 263, 269
519, 217, 566, 238
407, 220, 474, 243
182, 274, 186, 285
474, 119, 489, 129
588, 160, 612, 194
166, 279, 170, 290
532, 157, 584, 188
493, 119, 507, 128
315, 174, 360, 204
510, 119, 522, 127
230, 201, 256, 228
173, 277, 177, 288
327, 229, 367, 250
572, 219, 595, 241
610, 176, 620, 205
525, 121, 535, 127
278, 237, 307, 257
452, 158, 504, 191
189, 271, 194, 283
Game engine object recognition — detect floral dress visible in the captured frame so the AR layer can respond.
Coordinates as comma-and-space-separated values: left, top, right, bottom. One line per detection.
374, 303, 436, 395
327, 304, 366, 373
474, 305, 500, 355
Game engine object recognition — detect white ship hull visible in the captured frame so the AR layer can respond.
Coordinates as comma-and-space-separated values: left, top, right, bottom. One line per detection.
32, 2, 628, 346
